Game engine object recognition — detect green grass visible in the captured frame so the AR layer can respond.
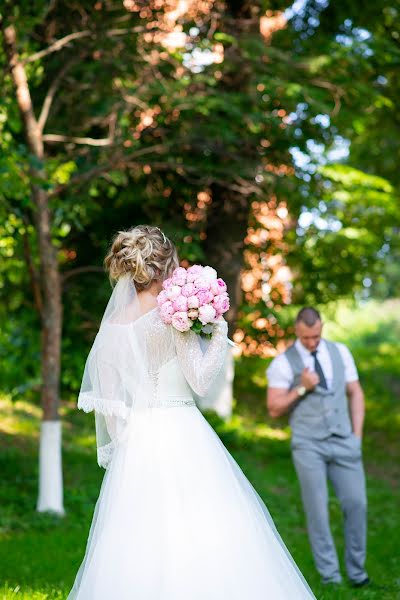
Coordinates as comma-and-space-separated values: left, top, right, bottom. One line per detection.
1, 300, 399, 599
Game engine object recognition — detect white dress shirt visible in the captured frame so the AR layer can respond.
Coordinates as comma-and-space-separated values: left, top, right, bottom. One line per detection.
267, 339, 358, 390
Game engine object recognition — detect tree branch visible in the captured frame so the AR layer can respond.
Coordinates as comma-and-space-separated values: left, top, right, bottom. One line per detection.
23, 30, 92, 63
309, 78, 345, 116
23, 26, 146, 64
105, 26, 146, 37
128, 160, 262, 196
49, 143, 168, 196
38, 59, 78, 132
49, 141, 260, 199
49, 157, 124, 197
1, 20, 43, 157
42, 134, 113, 146
61, 266, 104, 284
121, 93, 149, 110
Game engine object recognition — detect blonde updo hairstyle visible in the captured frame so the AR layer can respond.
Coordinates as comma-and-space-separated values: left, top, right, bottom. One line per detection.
104, 225, 179, 290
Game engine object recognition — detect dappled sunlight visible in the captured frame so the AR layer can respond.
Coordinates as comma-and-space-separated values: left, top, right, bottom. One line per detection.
251, 371, 267, 389
0, 397, 40, 439
376, 341, 398, 356
253, 423, 290, 441
222, 413, 290, 443
0, 398, 98, 454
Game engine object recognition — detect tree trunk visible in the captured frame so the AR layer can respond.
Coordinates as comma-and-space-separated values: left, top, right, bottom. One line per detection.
33, 185, 63, 422
2, 19, 64, 514
202, 2, 264, 418
203, 1, 263, 332
37, 420, 64, 514
204, 186, 251, 333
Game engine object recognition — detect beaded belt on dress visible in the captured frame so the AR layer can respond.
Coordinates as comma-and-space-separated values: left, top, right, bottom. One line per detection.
151, 396, 196, 409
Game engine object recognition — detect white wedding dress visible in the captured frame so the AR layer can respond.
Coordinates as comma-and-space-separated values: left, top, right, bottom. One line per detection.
67, 281, 316, 600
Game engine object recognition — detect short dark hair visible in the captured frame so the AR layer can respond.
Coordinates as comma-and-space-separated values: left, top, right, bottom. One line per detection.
296, 307, 321, 327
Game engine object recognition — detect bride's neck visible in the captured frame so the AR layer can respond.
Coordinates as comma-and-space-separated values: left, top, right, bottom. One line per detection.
137, 280, 162, 310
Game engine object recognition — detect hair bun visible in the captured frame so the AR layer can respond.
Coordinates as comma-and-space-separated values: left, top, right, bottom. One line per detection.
104, 225, 178, 290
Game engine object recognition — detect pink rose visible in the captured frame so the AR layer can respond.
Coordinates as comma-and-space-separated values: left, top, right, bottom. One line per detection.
198, 304, 216, 325
172, 267, 187, 286
202, 266, 218, 281
196, 289, 213, 306
167, 285, 182, 301
162, 277, 173, 290
187, 308, 199, 320
157, 290, 169, 306
172, 311, 191, 332
186, 264, 203, 283
181, 282, 196, 297
210, 278, 227, 295
160, 301, 175, 324
213, 293, 230, 315
173, 295, 188, 312
187, 295, 200, 309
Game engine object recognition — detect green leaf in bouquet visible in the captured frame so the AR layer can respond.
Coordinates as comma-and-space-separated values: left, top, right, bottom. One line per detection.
191, 319, 203, 334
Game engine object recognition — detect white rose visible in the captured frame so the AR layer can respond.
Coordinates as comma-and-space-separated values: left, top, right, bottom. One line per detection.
202, 266, 218, 281
167, 285, 182, 301
187, 295, 200, 309
198, 304, 217, 325
194, 277, 210, 290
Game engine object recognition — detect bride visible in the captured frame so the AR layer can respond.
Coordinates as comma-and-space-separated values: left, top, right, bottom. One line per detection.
67, 225, 317, 600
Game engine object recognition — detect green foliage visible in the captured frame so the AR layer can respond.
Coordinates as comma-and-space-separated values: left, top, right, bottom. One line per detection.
283, 1, 400, 305
289, 164, 400, 304
1, 0, 400, 393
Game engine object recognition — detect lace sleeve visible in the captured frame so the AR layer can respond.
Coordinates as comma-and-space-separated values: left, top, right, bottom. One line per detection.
174, 320, 228, 397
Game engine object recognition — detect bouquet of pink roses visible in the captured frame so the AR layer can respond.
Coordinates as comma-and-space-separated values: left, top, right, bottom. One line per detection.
157, 265, 230, 336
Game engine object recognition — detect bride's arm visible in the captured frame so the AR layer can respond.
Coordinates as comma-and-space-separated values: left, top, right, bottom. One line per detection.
174, 320, 228, 397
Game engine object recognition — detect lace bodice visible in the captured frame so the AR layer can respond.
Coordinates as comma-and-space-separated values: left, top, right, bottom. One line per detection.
78, 307, 228, 467
142, 307, 228, 399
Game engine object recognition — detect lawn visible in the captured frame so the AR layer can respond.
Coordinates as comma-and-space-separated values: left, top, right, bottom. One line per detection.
1, 300, 399, 599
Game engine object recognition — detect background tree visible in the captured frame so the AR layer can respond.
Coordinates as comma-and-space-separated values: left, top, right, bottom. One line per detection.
1, 0, 399, 514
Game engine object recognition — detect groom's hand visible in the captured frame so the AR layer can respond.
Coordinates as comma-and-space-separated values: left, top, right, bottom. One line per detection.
268, 368, 320, 417
301, 367, 319, 391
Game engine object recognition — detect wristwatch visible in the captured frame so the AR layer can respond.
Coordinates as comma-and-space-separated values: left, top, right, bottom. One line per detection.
296, 385, 307, 397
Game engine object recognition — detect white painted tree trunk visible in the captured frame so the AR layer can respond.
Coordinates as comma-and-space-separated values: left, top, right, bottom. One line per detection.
196, 343, 234, 419
2, 23, 65, 516
37, 420, 65, 515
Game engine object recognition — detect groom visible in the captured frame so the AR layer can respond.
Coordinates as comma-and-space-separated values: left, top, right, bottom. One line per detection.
266, 307, 369, 587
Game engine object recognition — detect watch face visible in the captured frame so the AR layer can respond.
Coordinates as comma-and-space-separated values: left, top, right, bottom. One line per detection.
297, 386, 306, 396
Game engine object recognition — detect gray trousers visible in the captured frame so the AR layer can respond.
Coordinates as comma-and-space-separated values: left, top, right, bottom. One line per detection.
291, 434, 368, 584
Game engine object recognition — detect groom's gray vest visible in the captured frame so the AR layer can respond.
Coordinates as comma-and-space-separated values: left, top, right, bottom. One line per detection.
285, 341, 353, 439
